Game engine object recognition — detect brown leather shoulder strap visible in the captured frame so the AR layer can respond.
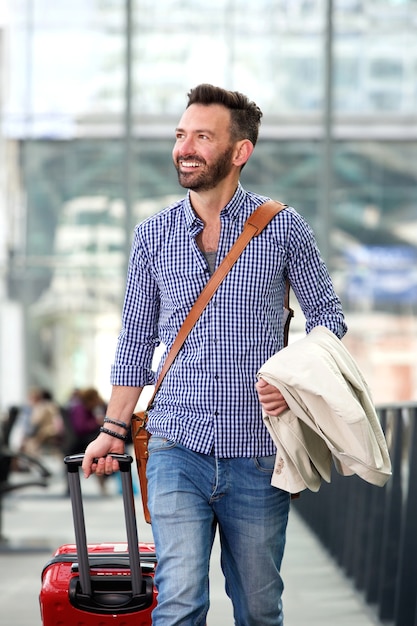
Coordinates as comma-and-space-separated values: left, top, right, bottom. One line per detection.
143, 200, 287, 410
246, 200, 286, 233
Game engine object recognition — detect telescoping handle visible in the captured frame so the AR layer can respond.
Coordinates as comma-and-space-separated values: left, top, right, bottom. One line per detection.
64, 453, 142, 598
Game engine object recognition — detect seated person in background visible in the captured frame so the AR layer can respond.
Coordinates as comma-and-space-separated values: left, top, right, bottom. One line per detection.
13, 387, 64, 458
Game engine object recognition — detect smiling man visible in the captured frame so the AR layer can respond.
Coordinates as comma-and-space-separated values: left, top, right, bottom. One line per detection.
82, 83, 347, 625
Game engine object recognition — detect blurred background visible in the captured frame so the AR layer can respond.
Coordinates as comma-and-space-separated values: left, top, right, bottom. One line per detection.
0, 0, 416, 418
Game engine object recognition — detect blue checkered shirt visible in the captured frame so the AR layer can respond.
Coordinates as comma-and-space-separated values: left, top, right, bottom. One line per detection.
111, 184, 347, 458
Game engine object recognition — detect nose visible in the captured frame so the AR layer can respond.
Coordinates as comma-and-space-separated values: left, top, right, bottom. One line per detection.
175, 134, 195, 157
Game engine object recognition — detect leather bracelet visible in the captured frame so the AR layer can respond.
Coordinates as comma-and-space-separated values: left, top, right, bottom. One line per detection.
104, 416, 129, 431
99, 426, 128, 441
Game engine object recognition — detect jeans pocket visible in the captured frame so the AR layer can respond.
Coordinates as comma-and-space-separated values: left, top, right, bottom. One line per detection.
148, 435, 177, 455
253, 454, 275, 473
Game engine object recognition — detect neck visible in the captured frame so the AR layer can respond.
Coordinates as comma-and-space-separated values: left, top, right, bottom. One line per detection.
189, 182, 239, 224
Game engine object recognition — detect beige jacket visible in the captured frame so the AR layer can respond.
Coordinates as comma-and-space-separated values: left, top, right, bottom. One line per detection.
257, 326, 391, 494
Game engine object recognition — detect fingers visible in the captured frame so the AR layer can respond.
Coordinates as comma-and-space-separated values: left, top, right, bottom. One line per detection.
262, 401, 288, 417
83, 453, 121, 478
82, 450, 95, 478
82, 436, 124, 478
94, 455, 120, 476
256, 379, 282, 403
256, 379, 288, 416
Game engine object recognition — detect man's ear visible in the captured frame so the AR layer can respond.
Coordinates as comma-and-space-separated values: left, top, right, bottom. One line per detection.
233, 139, 254, 168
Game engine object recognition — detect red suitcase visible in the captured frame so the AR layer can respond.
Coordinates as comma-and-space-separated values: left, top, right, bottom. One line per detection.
39, 453, 157, 625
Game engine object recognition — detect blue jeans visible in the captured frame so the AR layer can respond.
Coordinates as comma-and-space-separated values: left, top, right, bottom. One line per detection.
147, 437, 290, 626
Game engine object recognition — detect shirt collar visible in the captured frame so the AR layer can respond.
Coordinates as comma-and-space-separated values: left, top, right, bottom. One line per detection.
183, 183, 246, 231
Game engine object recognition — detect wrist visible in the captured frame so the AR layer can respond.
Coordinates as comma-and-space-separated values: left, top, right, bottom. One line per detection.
103, 416, 129, 431
99, 426, 128, 441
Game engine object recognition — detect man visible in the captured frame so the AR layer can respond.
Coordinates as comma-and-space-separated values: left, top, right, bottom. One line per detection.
82, 83, 347, 625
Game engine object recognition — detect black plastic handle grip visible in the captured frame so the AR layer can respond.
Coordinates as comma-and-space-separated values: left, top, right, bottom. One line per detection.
64, 453, 133, 473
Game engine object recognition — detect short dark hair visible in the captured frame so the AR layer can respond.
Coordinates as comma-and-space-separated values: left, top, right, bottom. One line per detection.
186, 84, 263, 147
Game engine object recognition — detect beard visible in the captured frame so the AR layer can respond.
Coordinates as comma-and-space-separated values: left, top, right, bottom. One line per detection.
175, 144, 235, 192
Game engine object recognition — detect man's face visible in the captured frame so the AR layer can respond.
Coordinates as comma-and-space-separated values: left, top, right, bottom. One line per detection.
172, 103, 236, 192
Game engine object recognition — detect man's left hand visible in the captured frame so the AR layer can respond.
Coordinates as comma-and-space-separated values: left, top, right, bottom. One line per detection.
255, 378, 288, 416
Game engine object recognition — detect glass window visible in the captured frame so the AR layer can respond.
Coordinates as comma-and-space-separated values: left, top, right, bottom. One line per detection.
2, 0, 417, 404
370, 59, 404, 79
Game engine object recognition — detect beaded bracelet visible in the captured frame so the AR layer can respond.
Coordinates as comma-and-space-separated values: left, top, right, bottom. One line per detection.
104, 416, 129, 431
99, 426, 128, 441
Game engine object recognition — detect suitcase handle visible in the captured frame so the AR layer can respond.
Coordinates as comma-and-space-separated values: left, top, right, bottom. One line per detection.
64, 452, 133, 472
63, 453, 142, 598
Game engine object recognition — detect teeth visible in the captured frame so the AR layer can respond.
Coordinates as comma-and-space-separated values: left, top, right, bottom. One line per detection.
181, 161, 200, 168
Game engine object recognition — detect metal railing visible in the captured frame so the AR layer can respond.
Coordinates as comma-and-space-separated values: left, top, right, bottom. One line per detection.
293, 402, 417, 626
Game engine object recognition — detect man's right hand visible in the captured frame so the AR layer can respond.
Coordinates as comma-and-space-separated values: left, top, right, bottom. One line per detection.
81, 384, 142, 478
82, 432, 125, 478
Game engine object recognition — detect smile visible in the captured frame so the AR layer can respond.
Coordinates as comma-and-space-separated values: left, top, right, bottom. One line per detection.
179, 160, 202, 168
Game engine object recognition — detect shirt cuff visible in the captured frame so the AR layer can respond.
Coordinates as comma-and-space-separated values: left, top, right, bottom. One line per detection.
110, 364, 155, 387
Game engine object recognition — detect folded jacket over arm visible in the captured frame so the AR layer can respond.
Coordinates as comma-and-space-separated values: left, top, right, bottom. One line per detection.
257, 326, 392, 493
